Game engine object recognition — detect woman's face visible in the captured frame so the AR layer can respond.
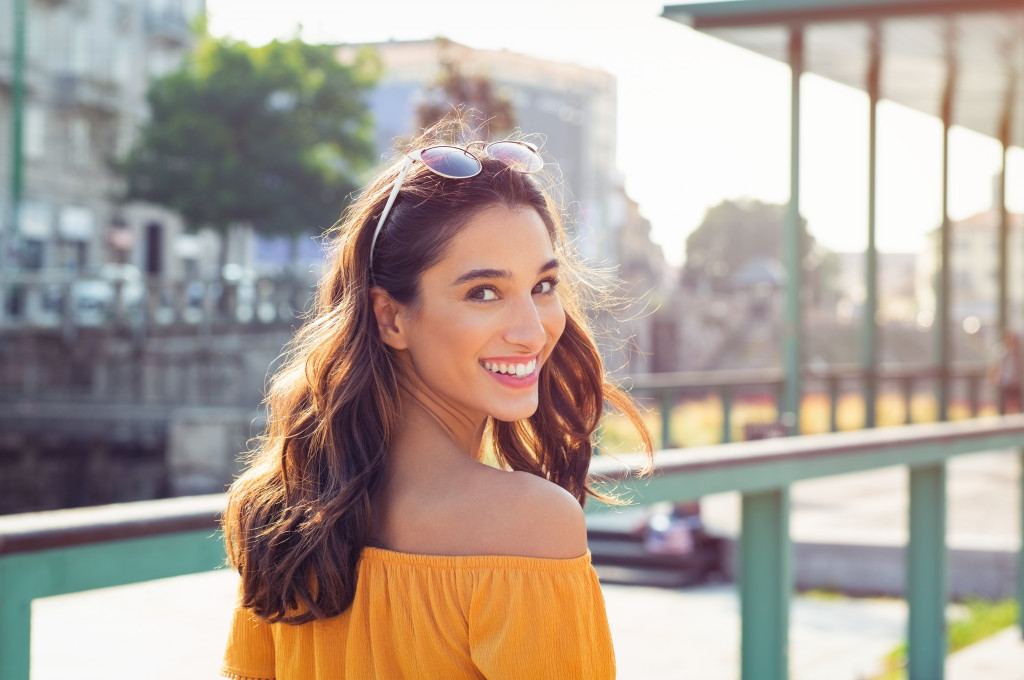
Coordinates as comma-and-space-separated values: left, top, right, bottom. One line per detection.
395, 204, 566, 424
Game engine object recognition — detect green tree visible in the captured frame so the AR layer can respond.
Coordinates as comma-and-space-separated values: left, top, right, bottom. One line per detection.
414, 39, 515, 139
119, 33, 380, 242
682, 198, 835, 302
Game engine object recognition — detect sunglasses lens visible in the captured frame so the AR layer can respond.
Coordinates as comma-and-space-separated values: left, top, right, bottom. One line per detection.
418, 146, 482, 178
486, 141, 544, 173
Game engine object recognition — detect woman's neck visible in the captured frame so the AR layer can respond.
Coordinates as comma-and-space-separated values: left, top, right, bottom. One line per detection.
387, 371, 488, 474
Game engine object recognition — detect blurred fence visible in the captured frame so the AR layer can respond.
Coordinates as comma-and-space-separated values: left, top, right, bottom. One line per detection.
629, 363, 992, 448
0, 269, 315, 334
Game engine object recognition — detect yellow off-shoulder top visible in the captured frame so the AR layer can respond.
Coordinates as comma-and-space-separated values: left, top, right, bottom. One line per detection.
220, 547, 615, 680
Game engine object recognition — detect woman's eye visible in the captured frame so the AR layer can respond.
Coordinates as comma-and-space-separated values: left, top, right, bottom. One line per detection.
469, 287, 498, 301
534, 278, 559, 295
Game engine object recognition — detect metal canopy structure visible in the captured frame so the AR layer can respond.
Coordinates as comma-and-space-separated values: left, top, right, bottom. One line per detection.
662, 2, 1024, 680
664, 0, 1024, 143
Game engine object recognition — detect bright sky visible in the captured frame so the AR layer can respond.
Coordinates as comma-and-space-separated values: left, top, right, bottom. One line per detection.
206, 0, 1023, 266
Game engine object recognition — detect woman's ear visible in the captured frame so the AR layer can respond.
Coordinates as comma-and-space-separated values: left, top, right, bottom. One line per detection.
370, 287, 409, 350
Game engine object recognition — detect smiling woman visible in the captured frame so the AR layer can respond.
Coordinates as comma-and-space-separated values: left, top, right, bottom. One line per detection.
219, 117, 653, 680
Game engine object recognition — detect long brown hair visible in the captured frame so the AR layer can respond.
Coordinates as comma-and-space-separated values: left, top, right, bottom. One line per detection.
223, 121, 653, 624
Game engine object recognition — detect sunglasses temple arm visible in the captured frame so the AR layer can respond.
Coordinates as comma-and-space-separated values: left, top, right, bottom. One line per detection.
369, 155, 414, 268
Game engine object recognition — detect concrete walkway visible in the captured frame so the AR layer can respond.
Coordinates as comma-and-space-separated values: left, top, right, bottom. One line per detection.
947, 626, 1024, 680
28, 450, 1022, 679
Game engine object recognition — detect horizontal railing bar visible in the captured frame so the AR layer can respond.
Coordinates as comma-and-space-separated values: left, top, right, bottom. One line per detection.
624, 363, 986, 392
588, 416, 1024, 503
0, 402, 254, 423
626, 368, 784, 390
4, 418, 1020, 555
0, 494, 224, 556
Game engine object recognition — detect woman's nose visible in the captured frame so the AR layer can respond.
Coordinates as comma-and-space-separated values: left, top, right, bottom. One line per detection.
503, 295, 547, 349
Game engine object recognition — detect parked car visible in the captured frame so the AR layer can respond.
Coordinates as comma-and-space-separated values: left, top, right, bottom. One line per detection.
69, 264, 146, 326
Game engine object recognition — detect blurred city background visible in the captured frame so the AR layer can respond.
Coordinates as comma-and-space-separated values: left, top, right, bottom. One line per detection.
1, 0, 1022, 678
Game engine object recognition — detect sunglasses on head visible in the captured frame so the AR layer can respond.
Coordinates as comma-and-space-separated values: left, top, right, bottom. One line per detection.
369, 140, 544, 267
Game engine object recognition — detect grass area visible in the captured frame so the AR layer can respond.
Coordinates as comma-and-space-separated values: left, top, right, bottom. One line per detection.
872, 599, 1019, 680
597, 391, 999, 455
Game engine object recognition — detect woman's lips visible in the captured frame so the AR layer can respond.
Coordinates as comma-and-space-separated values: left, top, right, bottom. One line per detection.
480, 356, 539, 388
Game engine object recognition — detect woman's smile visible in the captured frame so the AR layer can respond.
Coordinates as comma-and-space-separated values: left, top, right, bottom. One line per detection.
480, 355, 540, 387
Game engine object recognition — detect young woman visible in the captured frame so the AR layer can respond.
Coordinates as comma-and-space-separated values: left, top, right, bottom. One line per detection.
220, 123, 652, 679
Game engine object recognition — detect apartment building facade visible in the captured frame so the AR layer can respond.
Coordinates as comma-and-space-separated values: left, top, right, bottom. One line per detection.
0, 0, 206, 288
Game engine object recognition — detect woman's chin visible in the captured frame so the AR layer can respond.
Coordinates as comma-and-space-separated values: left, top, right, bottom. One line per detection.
489, 402, 540, 423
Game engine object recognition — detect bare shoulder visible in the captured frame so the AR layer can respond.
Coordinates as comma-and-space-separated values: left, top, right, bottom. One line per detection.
487, 469, 588, 559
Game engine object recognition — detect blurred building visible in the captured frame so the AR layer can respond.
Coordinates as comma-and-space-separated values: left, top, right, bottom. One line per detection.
835, 251, 917, 325
915, 184, 1024, 330
604, 185, 667, 375
336, 38, 621, 264
0, 0, 207, 288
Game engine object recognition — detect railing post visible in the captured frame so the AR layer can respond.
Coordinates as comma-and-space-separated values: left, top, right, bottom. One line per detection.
659, 389, 672, 449
0, 559, 32, 680
828, 376, 839, 433
903, 377, 914, 424
907, 463, 947, 680
721, 387, 733, 443
968, 374, 979, 418
740, 487, 790, 680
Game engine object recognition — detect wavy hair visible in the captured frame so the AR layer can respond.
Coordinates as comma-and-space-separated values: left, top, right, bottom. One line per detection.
223, 120, 652, 624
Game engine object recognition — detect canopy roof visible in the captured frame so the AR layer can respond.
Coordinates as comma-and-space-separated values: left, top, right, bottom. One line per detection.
662, 0, 1024, 144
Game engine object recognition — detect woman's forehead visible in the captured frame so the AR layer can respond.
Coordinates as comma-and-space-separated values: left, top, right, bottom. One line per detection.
431, 206, 557, 278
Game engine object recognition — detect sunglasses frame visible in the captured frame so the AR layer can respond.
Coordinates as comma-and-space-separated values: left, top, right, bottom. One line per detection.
369, 141, 543, 270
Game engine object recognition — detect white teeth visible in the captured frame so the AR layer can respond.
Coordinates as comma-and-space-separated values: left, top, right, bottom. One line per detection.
482, 359, 538, 377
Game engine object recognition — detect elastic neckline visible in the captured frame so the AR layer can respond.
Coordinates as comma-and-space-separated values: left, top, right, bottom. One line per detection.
360, 546, 592, 571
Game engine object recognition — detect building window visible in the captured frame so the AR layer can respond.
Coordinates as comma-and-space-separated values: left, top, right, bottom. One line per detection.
69, 18, 90, 75
24, 105, 46, 161
21, 239, 45, 270
27, 3, 48, 66
68, 118, 91, 166
113, 38, 134, 85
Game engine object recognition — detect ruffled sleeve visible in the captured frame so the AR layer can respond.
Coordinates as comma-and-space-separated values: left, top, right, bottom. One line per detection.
467, 552, 615, 679
221, 595, 276, 680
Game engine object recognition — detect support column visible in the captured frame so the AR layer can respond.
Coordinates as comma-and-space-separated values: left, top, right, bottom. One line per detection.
996, 66, 1014, 413
782, 27, 804, 435
740, 488, 791, 680
936, 27, 956, 423
862, 22, 881, 429
1018, 448, 1023, 637
907, 463, 947, 680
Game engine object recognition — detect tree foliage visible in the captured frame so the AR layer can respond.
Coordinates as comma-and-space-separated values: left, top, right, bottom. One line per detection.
414, 39, 515, 139
119, 34, 380, 237
682, 198, 834, 299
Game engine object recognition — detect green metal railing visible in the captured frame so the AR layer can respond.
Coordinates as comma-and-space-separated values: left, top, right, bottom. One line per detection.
629, 362, 991, 448
0, 495, 226, 680
1, 417, 1021, 679
588, 415, 1024, 680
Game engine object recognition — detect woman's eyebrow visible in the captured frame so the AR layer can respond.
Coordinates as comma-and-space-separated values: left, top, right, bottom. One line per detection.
451, 258, 559, 286
538, 257, 559, 274
452, 268, 510, 285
